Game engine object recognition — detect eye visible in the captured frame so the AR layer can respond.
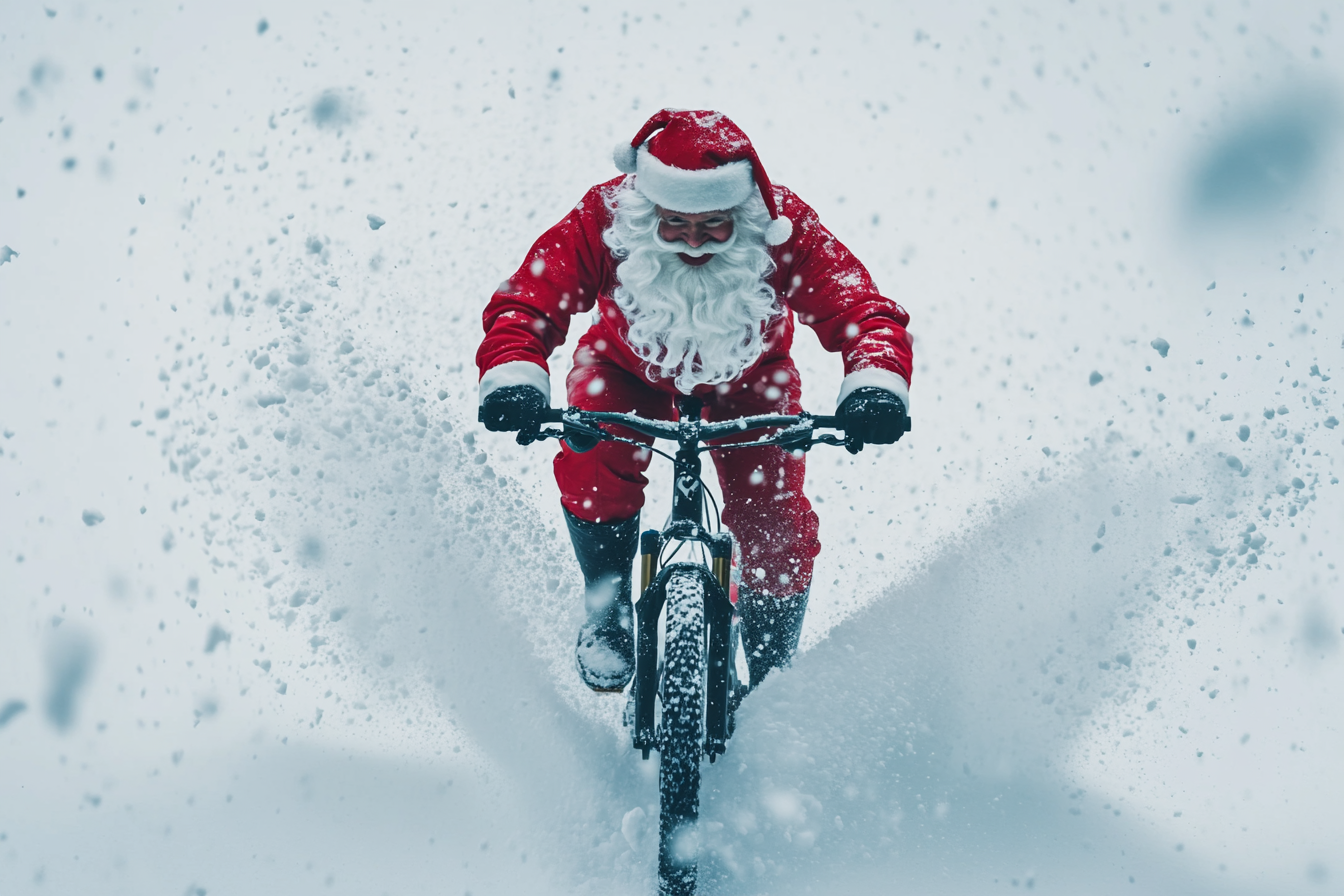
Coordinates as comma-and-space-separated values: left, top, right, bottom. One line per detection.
663, 216, 687, 226
704, 217, 728, 227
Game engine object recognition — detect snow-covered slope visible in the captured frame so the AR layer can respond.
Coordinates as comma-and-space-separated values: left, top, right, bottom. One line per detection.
2, 2, 1341, 894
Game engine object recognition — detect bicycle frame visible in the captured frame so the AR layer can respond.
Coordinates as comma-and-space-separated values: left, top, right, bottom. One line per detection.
522, 394, 851, 760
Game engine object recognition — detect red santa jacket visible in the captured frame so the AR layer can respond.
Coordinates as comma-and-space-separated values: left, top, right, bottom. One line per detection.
476, 177, 912, 409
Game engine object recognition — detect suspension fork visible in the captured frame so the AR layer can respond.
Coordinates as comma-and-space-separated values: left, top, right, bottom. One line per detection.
704, 532, 734, 760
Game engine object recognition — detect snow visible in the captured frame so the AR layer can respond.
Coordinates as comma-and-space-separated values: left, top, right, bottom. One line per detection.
1, 1, 1342, 895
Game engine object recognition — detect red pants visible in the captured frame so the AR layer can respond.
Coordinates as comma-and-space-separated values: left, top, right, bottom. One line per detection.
556, 355, 821, 597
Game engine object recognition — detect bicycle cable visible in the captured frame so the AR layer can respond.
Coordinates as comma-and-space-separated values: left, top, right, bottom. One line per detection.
702, 480, 721, 533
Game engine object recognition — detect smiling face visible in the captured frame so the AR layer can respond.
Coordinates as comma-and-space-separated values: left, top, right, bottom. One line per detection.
655, 206, 735, 266
602, 180, 779, 391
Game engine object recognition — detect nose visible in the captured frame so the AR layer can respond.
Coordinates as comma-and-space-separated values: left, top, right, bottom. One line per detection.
683, 229, 708, 248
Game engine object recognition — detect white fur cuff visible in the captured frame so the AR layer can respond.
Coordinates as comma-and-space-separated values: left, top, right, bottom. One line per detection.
835, 368, 910, 413
634, 145, 754, 213
479, 360, 552, 406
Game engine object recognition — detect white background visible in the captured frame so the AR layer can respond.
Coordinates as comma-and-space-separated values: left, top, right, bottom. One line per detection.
1, 2, 1341, 893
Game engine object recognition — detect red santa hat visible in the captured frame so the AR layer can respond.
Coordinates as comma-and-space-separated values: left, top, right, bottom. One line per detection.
613, 109, 794, 246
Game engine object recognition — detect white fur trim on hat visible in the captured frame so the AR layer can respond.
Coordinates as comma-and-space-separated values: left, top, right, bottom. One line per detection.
764, 215, 793, 246
479, 359, 552, 406
835, 367, 910, 414
613, 142, 638, 174
633, 145, 753, 213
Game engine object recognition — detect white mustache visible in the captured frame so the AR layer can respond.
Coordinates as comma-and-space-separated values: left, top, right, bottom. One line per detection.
652, 227, 739, 257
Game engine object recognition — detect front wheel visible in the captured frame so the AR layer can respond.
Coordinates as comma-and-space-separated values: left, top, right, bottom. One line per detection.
658, 569, 705, 896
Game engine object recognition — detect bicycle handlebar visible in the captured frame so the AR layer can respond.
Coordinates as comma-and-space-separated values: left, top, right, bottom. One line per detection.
523, 406, 855, 454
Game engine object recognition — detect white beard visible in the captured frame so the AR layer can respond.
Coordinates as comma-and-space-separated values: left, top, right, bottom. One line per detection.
601, 179, 781, 394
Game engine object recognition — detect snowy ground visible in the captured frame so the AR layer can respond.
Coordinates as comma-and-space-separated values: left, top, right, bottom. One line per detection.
2, 2, 1342, 894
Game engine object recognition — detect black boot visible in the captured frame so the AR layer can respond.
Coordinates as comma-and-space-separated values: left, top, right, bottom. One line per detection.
565, 508, 640, 691
737, 586, 809, 689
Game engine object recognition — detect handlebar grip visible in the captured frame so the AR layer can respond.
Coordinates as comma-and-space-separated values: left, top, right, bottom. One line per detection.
539, 408, 565, 424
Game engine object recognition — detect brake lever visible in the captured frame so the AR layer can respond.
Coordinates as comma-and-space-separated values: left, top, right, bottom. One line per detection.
515, 426, 563, 446
513, 407, 572, 446
561, 419, 607, 454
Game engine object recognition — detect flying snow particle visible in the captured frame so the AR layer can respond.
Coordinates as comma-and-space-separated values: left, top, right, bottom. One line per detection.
1238, 425, 1251, 441
1206, 281, 1216, 291
45, 629, 95, 731
367, 214, 386, 230
1150, 337, 1170, 358
621, 807, 648, 850
1170, 495, 1202, 505
204, 625, 231, 653
1189, 91, 1338, 220
257, 18, 269, 34
81, 509, 104, 526
0, 246, 18, 265
0, 700, 27, 728
300, 536, 324, 563
311, 89, 353, 128
1089, 371, 1103, 386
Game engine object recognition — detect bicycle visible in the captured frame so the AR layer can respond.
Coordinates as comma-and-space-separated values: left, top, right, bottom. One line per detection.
519, 394, 875, 896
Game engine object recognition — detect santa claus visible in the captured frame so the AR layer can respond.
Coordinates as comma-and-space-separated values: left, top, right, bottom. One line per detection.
477, 109, 912, 691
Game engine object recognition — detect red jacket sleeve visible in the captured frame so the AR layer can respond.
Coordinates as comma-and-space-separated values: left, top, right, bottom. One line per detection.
775, 188, 913, 387
475, 181, 618, 378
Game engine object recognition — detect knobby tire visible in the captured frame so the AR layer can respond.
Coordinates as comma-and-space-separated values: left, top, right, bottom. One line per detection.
658, 570, 705, 896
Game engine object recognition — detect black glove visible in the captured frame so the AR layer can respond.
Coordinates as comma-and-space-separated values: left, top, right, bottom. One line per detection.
838, 387, 909, 446
478, 385, 546, 432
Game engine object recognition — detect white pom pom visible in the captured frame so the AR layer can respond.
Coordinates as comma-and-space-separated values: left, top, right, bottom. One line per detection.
764, 215, 793, 246
613, 142, 638, 174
